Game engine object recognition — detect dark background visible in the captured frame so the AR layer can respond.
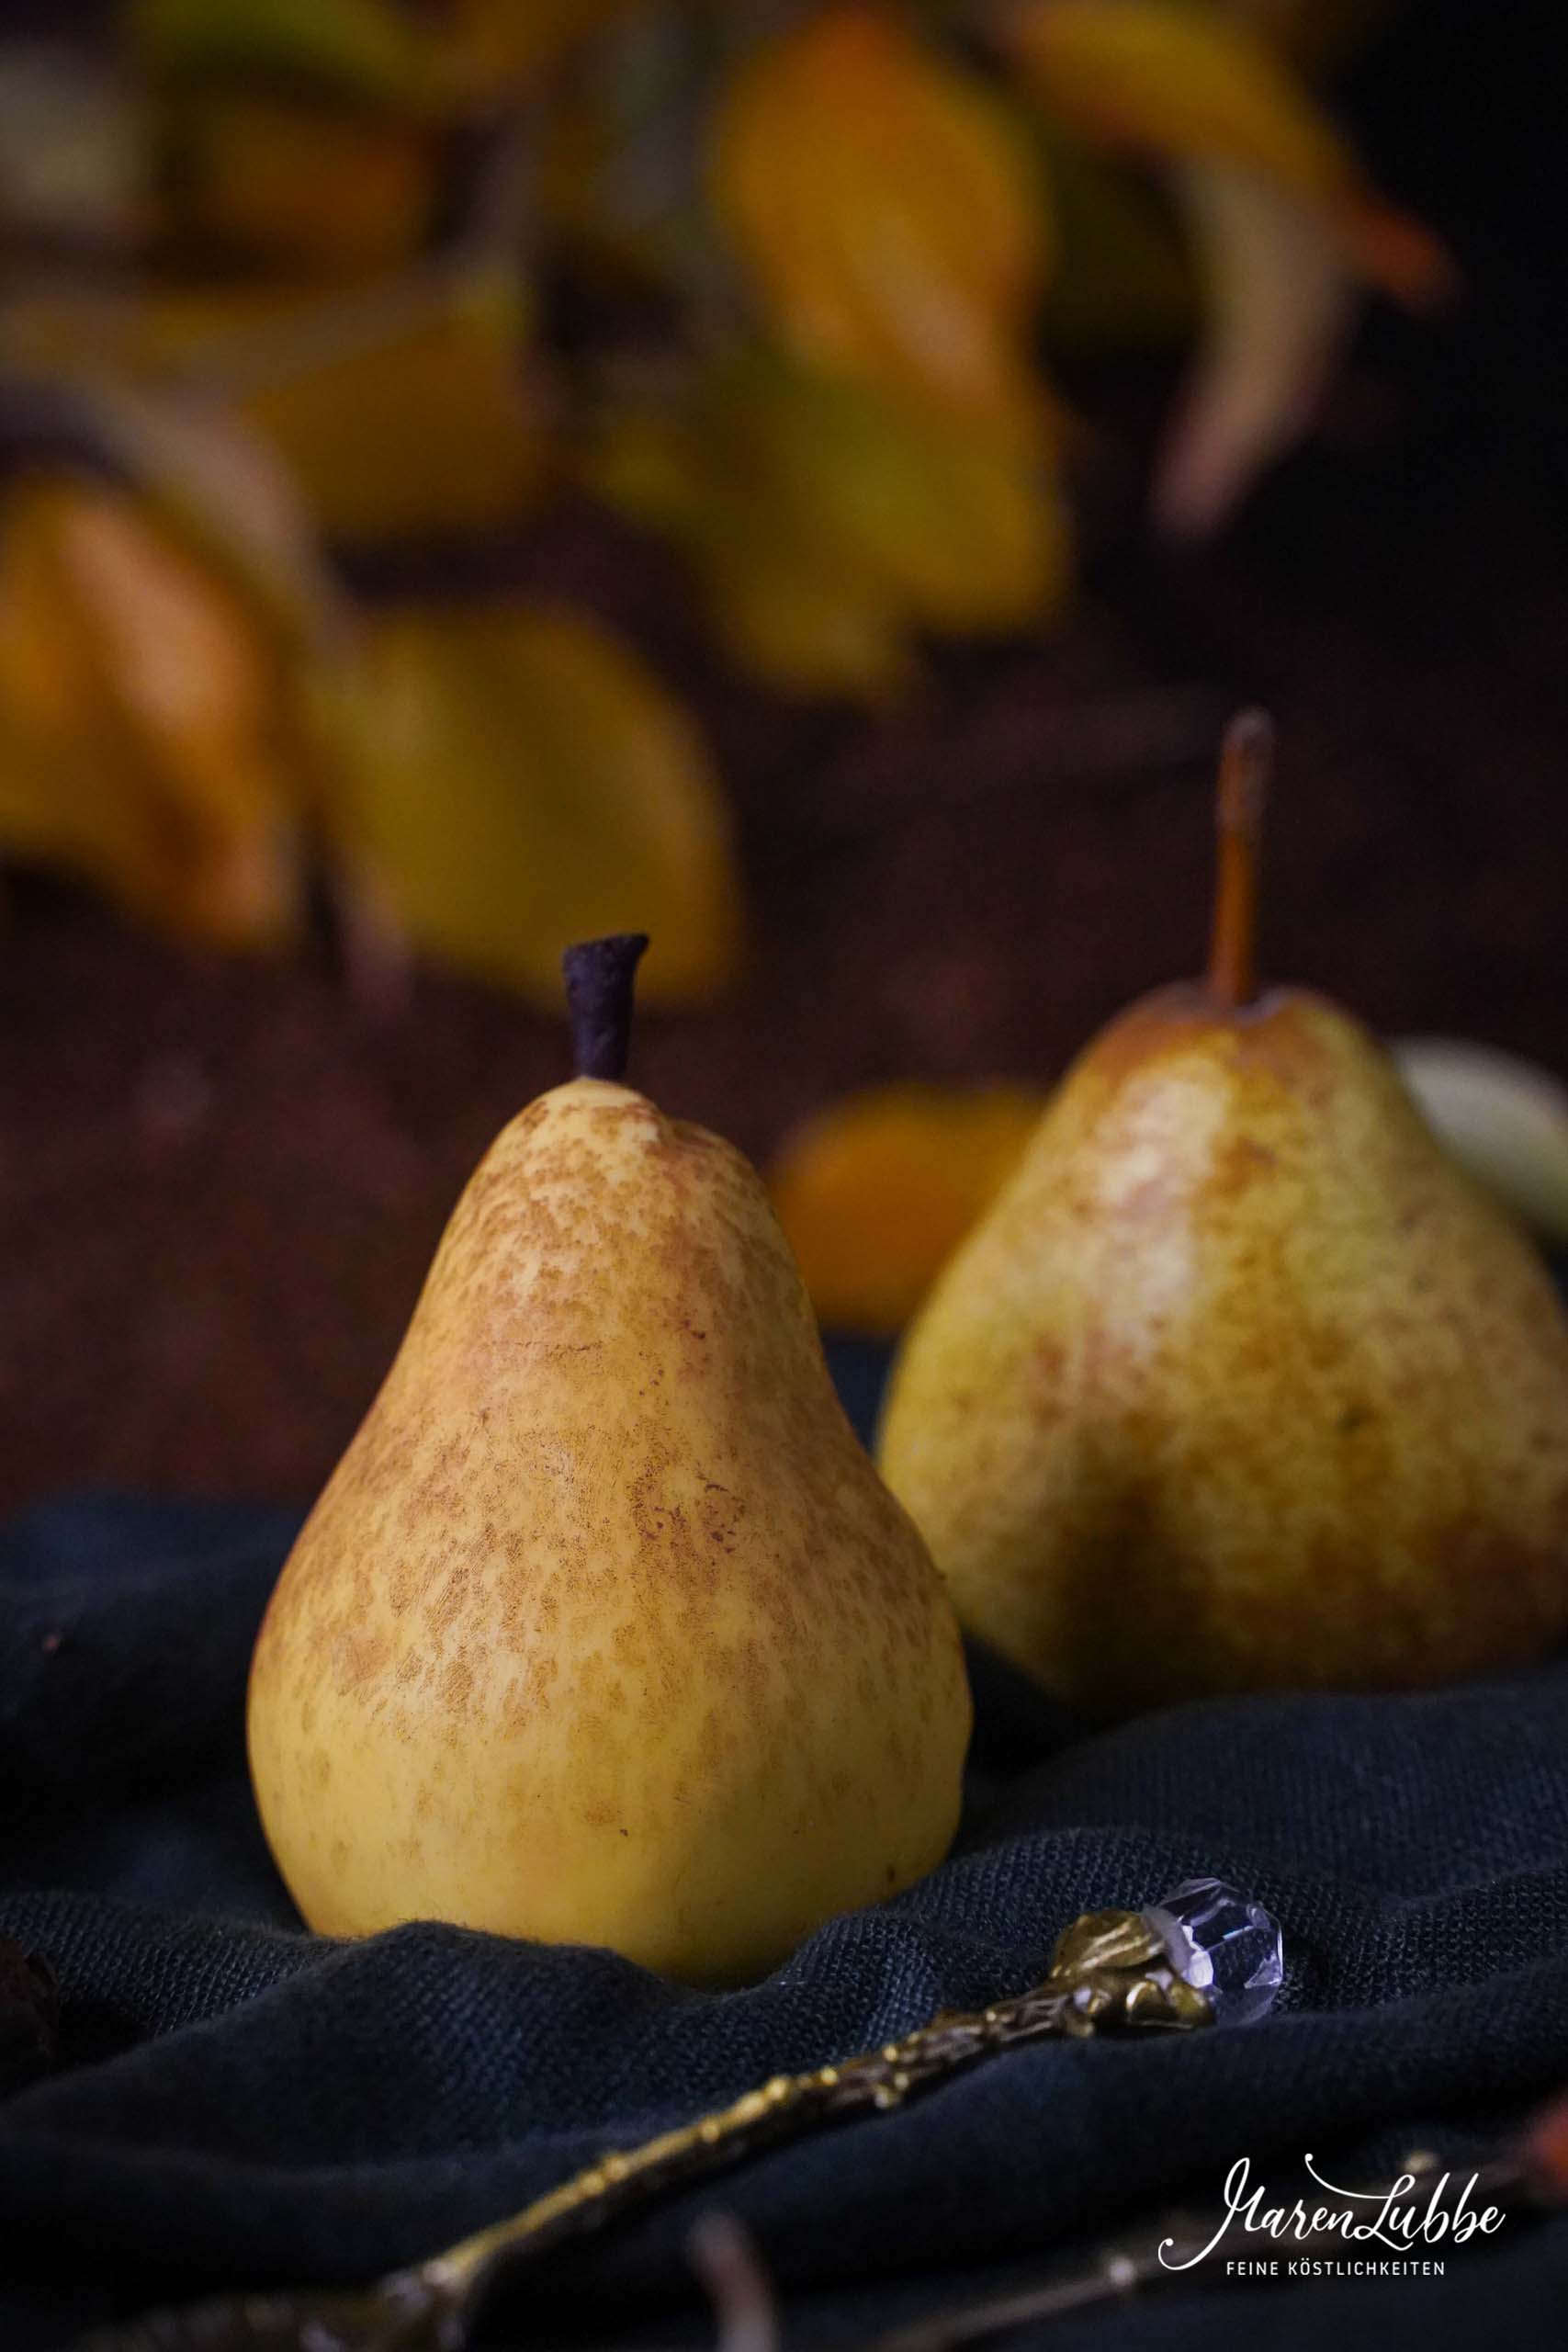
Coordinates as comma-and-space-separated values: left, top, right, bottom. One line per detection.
1, 0, 1564, 1512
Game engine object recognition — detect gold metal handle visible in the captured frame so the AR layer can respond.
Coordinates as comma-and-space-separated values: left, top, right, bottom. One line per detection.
429, 1904, 1212, 2305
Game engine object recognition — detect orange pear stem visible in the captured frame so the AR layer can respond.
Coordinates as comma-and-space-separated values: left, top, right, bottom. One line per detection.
1207, 709, 1274, 1012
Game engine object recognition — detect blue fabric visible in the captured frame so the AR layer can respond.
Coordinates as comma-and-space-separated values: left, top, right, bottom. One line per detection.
4, 1357, 1568, 2347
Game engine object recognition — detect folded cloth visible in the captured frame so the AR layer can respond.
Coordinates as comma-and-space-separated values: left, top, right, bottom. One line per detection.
4, 1459, 1568, 2349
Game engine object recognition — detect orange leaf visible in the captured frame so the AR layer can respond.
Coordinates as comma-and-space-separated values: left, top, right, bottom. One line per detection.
710, 5, 1050, 418
0, 475, 300, 946
1002, 0, 1448, 302
770, 1084, 1044, 1334
0, 357, 340, 651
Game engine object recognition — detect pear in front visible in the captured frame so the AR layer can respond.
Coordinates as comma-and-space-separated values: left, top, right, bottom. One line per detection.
249, 936, 969, 1981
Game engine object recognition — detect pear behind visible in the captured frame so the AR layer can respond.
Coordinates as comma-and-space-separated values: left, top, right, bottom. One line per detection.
249, 1078, 970, 1982
878, 985, 1568, 1716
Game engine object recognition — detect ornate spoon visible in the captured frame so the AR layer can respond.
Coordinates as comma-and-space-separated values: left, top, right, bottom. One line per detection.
75, 1878, 1282, 2352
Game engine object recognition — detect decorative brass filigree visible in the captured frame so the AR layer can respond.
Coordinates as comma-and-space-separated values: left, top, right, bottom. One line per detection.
1043, 1906, 1213, 2035
77, 1904, 1213, 2352
428, 1903, 1211, 2297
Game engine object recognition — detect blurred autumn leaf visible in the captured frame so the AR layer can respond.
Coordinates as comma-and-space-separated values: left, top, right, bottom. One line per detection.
177, 273, 542, 543
770, 1083, 1044, 1333
132, 0, 433, 107
133, 0, 445, 274
597, 349, 1068, 700
6, 267, 544, 543
0, 404, 740, 996
328, 604, 741, 1006
0, 367, 338, 648
0, 0, 1444, 991
0, 472, 301, 947
1001, 0, 1448, 301
1156, 162, 1355, 537
710, 2, 1050, 423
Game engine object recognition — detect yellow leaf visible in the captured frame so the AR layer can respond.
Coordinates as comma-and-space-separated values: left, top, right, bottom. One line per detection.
710, 5, 1050, 418
706, 548, 919, 707
0, 475, 300, 946
132, 0, 434, 110
1003, 0, 1448, 301
594, 399, 919, 700
9, 271, 547, 545
234, 271, 544, 542
332, 604, 740, 1004
134, 0, 445, 270
741, 360, 1068, 637
1155, 162, 1355, 535
594, 353, 1068, 700
771, 1085, 1045, 1335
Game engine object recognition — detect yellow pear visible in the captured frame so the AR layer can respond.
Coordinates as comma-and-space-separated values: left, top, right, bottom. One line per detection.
879, 717, 1568, 1716
249, 936, 969, 1981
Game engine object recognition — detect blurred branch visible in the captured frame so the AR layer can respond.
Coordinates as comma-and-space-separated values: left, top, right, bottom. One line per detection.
689, 2214, 782, 2352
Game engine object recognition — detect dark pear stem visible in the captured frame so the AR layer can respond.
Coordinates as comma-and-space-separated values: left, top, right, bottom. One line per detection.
563, 933, 649, 1080
1207, 708, 1274, 1012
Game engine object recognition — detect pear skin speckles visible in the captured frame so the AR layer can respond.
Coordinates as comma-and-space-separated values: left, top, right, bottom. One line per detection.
248, 1079, 970, 1981
879, 987, 1568, 1717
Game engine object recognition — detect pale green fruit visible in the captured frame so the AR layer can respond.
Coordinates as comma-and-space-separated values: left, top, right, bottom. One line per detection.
1393, 1037, 1568, 1245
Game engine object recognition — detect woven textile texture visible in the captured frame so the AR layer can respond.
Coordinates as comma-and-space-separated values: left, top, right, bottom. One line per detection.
5, 1393, 1568, 2347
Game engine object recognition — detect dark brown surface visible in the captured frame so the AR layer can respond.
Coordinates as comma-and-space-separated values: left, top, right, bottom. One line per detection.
3, 340, 1567, 1514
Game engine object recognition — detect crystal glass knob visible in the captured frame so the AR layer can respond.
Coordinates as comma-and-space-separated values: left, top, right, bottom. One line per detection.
1142, 1877, 1283, 2026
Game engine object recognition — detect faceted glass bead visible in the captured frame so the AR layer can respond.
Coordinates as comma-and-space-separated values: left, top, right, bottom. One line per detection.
1142, 1877, 1283, 2026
